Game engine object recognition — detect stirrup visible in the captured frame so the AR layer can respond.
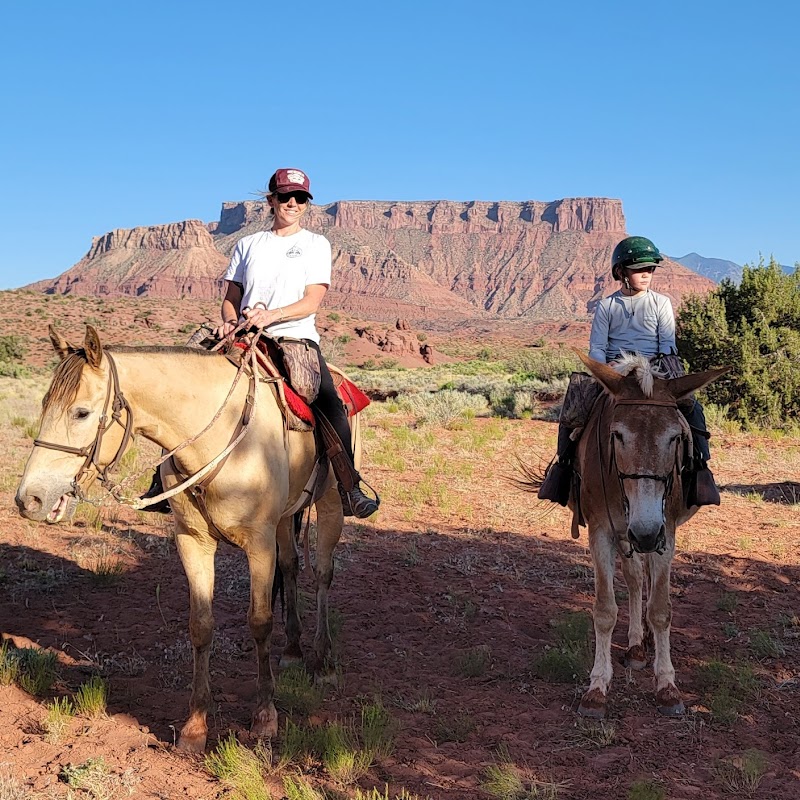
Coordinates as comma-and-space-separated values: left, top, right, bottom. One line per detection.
139, 471, 172, 514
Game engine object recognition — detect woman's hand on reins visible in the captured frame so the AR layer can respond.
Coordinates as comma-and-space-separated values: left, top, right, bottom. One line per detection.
213, 320, 239, 340
242, 305, 283, 330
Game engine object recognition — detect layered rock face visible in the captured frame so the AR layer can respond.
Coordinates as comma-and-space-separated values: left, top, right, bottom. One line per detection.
30, 220, 228, 298
33, 198, 714, 324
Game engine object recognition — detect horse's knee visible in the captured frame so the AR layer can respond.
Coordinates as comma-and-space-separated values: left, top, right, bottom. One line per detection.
647, 604, 672, 631
593, 602, 617, 635
249, 610, 274, 642
188, 612, 214, 649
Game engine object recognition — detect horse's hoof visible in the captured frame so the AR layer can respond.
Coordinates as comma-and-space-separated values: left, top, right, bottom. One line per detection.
177, 732, 207, 753
623, 645, 648, 671
656, 687, 685, 717
279, 653, 304, 670
251, 704, 278, 740
578, 688, 607, 719
313, 669, 338, 688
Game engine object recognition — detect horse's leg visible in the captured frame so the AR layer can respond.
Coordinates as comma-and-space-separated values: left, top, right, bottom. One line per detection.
647, 546, 684, 716
244, 527, 280, 739
174, 527, 218, 753
579, 531, 617, 719
277, 514, 303, 669
619, 552, 647, 669
309, 486, 343, 683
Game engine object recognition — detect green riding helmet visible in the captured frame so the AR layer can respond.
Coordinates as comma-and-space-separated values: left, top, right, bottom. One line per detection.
611, 236, 664, 280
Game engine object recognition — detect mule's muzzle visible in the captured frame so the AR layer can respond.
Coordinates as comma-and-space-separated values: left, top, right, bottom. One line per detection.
627, 523, 667, 555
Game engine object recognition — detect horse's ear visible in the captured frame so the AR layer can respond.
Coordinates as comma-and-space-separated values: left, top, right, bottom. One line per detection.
84, 325, 104, 368
49, 325, 77, 361
669, 366, 731, 401
575, 349, 626, 396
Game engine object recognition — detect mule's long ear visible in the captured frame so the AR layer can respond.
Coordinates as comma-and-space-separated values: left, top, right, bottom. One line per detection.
575, 349, 626, 396
49, 325, 77, 362
669, 366, 731, 401
84, 325, 104, 368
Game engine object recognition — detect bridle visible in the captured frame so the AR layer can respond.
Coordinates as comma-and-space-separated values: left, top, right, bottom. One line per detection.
600, 397, 688, 557
33, 351, 134, 500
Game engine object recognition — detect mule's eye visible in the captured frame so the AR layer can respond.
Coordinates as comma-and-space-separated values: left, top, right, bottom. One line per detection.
612, 431, 624, 444
73, 408, 91, 421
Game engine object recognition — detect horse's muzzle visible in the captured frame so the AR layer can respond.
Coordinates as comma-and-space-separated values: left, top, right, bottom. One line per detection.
627, 524, 667, 555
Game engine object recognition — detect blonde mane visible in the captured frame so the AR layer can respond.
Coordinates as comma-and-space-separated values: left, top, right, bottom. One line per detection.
611, 352, 658, 397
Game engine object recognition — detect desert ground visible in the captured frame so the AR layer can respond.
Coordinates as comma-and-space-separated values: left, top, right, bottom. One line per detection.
0, 292, 797, 799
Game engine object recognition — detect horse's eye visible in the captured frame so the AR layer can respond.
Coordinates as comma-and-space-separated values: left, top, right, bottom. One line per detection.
73, 408, 91, 421
612, 431, 624, 444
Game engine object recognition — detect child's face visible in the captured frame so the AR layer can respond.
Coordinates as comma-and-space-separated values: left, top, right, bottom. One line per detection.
624, 266, 655, 293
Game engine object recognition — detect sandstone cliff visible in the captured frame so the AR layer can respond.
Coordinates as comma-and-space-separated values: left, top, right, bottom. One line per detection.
31, 197, 715, 325
29, 220, 227, 298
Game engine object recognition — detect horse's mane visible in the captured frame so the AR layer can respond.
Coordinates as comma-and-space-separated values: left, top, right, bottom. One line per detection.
611, 352, 660, 398
42, 345, 220, 414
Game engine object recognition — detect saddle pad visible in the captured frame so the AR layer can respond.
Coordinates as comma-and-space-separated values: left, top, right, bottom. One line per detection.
231, 342, 369, 422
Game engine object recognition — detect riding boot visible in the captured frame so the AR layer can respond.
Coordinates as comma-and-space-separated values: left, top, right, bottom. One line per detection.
537, 424, 576, 507
338, 484, 380, 519
686, 460, 721, 508
139, 469, 172, 514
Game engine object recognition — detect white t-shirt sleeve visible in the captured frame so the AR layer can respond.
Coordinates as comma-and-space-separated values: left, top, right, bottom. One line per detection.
588, 299, 610, 362
224, 241, 245, 283
305, 235, 332, 287
657, 295, 677, 354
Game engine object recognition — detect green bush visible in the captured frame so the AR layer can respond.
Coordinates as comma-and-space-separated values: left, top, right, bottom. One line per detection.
677, 259, 800, 429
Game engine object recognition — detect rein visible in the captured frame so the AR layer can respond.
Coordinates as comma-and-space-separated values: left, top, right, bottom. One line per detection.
598, 395, 684, 558
34, 333, 265, 509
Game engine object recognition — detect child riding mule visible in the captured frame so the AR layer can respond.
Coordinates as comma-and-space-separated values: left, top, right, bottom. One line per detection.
525, 352, 728, 717
15, 325, 355, 752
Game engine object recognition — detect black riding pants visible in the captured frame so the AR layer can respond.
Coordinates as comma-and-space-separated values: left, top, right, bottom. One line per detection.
682, 398, 711, 463
306, 340, 354, 462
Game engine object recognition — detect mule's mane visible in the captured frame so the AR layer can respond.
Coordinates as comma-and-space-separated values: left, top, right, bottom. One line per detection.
42, 346, 222, 414
611, 352, 659, 397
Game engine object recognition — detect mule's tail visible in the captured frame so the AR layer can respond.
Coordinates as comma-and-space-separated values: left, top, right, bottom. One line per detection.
508, 453, 550, 493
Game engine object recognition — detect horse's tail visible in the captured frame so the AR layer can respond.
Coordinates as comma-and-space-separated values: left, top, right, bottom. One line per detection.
272, 511, 303, 615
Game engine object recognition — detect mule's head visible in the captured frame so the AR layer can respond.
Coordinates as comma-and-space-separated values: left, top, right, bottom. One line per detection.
16, 325, 117, 523
578, 352, 728, 554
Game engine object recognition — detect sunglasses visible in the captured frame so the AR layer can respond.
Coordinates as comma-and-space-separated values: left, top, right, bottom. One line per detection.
275, 191, 310, 204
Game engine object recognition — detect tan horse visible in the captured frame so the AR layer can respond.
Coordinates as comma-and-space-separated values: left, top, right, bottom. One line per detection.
529, 352, 727, 718
15, 325, 351, 752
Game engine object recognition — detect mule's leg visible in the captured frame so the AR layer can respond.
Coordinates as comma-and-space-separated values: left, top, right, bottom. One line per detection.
619, 552, 647, 669
579, 531, 617, 718
174, 528, 218, 753
310, 487, 343, 683
647, 547, 684, 716
277, 514, 303, 669
244, 527, 280, 739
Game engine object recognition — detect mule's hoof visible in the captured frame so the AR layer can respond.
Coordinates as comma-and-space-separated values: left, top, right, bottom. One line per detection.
656, 687, 685, 717
578, 688, 607, 719
623, 644, 648, 671
251, 704, 278, 740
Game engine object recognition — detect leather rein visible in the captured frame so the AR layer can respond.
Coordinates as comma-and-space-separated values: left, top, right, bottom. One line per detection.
598, 396, 687, 558
32, 342, 262, 508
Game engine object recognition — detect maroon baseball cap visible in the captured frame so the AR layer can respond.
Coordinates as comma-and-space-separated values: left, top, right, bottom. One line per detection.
268, 168, 313, 199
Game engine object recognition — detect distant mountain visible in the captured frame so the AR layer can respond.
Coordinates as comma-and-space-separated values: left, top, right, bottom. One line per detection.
671, 253, 743, 284
672, 252, 796, 285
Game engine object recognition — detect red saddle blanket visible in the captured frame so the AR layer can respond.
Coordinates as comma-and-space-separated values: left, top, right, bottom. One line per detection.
232, 341, 369, 425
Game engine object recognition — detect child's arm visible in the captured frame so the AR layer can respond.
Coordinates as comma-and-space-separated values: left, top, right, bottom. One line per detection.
588, 300, 610, 362
658, 296, 677, 354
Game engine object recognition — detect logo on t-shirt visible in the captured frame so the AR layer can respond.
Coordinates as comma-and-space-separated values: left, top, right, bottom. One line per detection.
286, 245, 302, 258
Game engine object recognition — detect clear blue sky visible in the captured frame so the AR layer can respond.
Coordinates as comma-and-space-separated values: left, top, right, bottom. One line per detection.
1, 0, 797, 289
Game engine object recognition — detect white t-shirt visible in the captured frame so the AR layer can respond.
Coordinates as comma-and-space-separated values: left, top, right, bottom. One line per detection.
224, 228, 332, 343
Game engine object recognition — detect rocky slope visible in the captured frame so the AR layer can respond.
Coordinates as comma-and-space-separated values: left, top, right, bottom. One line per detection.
30, 198, 715, 325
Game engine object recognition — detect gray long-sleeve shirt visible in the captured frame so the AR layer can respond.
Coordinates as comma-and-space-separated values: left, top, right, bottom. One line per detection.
588, 289, 676, 363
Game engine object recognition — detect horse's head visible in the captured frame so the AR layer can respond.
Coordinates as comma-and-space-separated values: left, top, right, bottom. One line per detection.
15, 325, 131, 523
578, 351, 728, 554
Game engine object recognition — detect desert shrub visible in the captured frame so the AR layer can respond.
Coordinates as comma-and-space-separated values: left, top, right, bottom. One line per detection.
677, 258, 800, 429
0, 335, 25, 362
398, 389, 489, 427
